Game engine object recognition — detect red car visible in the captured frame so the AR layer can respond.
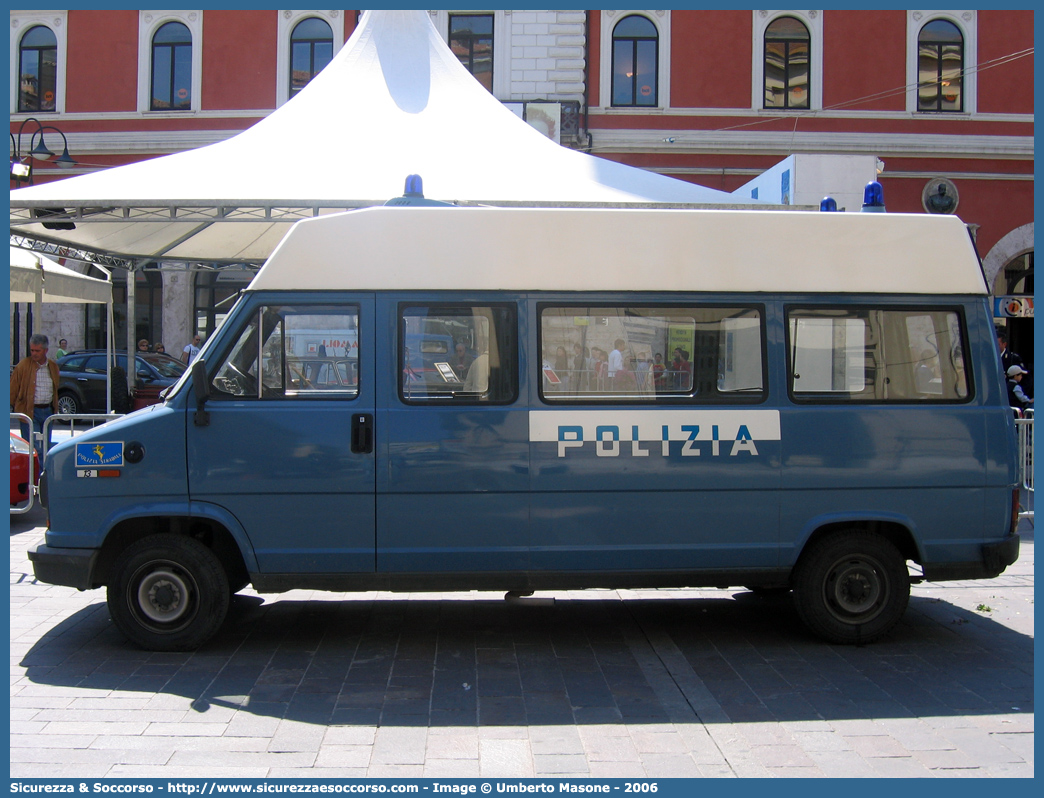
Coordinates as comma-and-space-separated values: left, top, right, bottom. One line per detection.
10, 432, 40, 506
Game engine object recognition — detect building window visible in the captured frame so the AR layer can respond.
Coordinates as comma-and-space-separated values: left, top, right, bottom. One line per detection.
150, 21, 192, 110
764, 16, 810, 110
905, 12, 975, 115
449, 14, 494, 92
289, 17, 333, 98
18, 25, 57, 113
10, 12, 67, 115
611, 15, 658, 107
276, 11, 344, 107
917, 19, 963, 112
193, 269, 255, 342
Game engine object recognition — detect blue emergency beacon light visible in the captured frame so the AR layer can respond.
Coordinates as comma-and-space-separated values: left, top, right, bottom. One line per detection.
861, 181, 886, 213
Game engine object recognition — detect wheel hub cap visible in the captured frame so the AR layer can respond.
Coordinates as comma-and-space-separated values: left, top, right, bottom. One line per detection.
826, 558, 886, 621
136, 568, 190, 623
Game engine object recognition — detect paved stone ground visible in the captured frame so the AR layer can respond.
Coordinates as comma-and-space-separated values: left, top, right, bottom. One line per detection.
10, 505, 1034, 778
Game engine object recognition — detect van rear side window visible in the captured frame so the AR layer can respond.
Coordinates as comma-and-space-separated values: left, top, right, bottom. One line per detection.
211, 305, 360, 399
539, 305, 765, 402
400, 304, 517, 403
788, 307, 970, 402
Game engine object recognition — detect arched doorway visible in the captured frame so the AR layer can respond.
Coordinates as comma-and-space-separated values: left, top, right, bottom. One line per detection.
984, 223, 1033, 388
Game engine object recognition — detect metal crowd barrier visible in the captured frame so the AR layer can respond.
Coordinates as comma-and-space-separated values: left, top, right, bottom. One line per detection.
10, 412, 122, 515
1013, 407, 1033, 521
9, 412, 36, 515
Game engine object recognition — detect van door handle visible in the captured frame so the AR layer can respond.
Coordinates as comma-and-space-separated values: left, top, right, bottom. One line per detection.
351, 413, 374, 454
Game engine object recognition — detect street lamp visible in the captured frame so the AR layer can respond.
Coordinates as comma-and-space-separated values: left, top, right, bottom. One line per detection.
10, 117, 76, 185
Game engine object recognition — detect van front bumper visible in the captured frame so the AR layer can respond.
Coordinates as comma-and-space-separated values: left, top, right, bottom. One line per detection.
27, 544, 99, 591
922, 534, 1020, 582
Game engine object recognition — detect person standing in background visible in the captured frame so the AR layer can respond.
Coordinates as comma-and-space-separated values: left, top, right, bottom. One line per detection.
10, 333, 60, 455
182, 334, 202, 364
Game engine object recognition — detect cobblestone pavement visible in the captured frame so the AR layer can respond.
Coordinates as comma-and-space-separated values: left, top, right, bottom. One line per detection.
10, 506, 1033, 778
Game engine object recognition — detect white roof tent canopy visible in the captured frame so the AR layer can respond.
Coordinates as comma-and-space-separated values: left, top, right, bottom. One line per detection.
9, 10, 759, 270
10, 245, 112, 304
10, 246, 116, 413
252, 206, 988, 296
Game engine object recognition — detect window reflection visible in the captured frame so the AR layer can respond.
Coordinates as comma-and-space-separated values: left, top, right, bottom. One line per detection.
151, 22, 192, 110
764, 16, 810, 110
18, 25, 57, 113
539, 306, 764, 402
290, 17, 333, 98
612, 15, 658, 107
917, 19, 963, 112
450, 14, 494, 92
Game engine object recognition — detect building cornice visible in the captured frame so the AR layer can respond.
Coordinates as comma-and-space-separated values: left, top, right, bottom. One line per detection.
590, 129, 1034, 160
590, 106, 1033, 126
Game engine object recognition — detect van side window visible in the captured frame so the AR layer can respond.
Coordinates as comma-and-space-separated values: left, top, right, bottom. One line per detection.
538, 305, 765, 402
211, 305, 359, 399
400, 305, 517, 403
788, 307, 970, 401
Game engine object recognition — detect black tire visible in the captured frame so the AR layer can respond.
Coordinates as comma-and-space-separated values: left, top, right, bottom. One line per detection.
792, 531, 909, 644
110, 366, 131, 414
57, 391, 81, 415
106, 534, 230, 651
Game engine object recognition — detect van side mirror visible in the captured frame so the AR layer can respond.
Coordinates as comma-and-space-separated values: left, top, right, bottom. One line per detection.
191, 359, 210, 427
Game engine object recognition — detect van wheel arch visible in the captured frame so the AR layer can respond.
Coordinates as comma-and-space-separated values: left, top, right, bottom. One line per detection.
797, 520, 921, 568
95, 516, 249, 594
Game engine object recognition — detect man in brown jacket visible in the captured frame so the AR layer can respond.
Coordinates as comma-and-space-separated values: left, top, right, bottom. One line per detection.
10, 333, 60, 455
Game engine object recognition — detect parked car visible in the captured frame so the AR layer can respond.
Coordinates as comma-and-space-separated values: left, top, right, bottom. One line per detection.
10, 432, 40, 505
57, 350, 186, 414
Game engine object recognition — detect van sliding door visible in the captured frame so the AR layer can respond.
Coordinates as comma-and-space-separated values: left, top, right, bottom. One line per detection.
375, 298, 529, 574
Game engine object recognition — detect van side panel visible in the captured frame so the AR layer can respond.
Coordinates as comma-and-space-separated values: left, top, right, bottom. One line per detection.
42, 407, 188, 550
527, 297, 782, 573
376, 409, 531, 572
375, 295, 531, 572
779, 296, 999, 570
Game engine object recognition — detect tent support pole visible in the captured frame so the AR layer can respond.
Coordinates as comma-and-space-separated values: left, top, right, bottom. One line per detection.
107, 292, 115, 414
12, 304, 20, 362
126, 263, 137, 394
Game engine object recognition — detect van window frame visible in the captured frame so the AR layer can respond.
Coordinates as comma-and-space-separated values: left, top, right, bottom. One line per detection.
785, 302, 975, 405
536, 301, 769, 405
397, 301, 519, 406
207, 303, 362, 402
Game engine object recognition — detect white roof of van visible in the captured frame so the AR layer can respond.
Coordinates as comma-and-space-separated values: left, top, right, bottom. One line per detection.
249, 206, 988, 296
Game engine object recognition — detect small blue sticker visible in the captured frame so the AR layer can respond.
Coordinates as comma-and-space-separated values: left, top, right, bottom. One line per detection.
76, 442, 124, 468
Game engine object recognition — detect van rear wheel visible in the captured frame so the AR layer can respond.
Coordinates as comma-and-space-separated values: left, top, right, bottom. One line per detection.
792, 531, 909, 644
107, 534, 229, 651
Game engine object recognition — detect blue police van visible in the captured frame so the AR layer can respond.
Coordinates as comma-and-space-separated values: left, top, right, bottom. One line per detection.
29, 205, 1021, 650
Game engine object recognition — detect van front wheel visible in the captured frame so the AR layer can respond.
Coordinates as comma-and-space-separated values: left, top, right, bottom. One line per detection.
792, 532, 909, 644
107, 534, 229, 651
